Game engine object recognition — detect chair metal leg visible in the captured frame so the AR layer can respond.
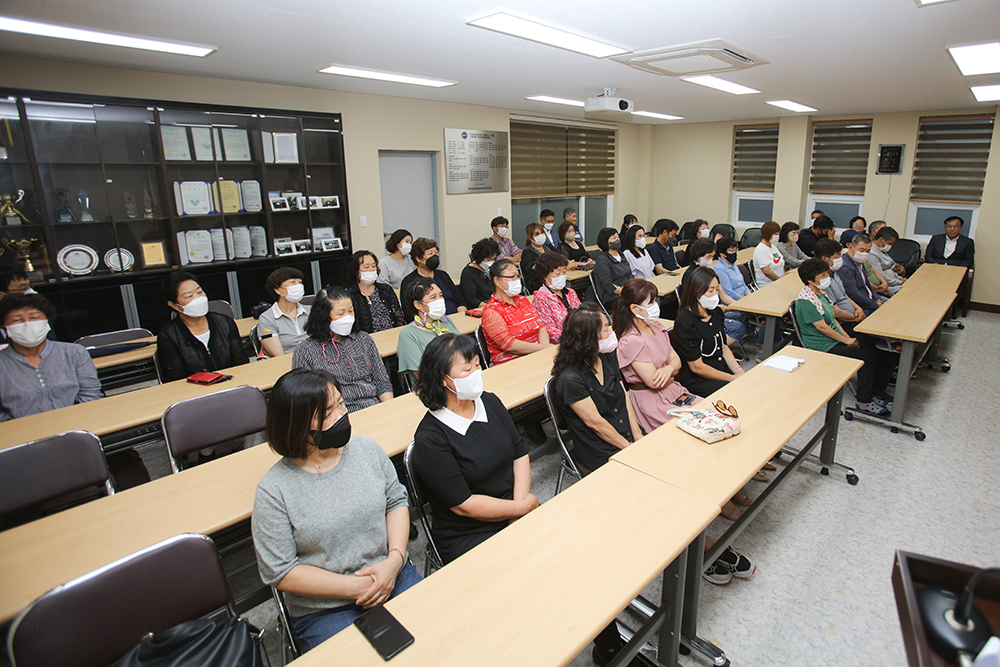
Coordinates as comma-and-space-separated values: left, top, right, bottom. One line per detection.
555, 466, 565, 496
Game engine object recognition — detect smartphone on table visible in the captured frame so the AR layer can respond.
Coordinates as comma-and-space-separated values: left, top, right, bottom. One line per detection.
354, 605, 414, 660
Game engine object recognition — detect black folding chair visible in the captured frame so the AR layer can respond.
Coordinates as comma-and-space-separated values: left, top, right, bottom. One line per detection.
542, 378, 591, 495
711, 223, 735, 239
404, 442, 445, 576
739, 227, 762, 249
474, 324, 492, 369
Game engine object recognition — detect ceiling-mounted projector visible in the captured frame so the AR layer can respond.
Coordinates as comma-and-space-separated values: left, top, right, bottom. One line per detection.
585, 89, 633, 117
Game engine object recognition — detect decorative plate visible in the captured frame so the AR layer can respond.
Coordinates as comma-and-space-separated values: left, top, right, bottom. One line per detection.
104, 247, 135, 272
57, 244, 99, 275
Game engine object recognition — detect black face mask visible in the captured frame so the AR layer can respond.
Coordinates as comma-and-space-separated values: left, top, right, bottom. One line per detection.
608, 240, 621, 251
425, 255, 441, 271
667, 236, 679, 247
310, 412, 351, 450
725, 252, 737, 264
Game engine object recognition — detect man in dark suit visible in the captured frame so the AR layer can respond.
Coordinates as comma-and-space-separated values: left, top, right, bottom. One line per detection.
924, 216, 975, 267
837, 233, 882, 316
539, 208, 559, 251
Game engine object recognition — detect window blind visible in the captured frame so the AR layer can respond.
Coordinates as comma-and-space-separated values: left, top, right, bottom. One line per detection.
732, 124, 779, 192
910, 114, 995, 203
809, 121, 872, 194
510, 121, 615, 199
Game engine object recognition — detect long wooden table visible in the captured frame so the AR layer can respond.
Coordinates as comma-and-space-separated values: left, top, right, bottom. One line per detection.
290, 463, 719, 667
729, 272, 803, 357
898, 263, 966, 294
0, 346, 561, 624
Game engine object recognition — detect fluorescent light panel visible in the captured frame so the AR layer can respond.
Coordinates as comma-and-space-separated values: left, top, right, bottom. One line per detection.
949, 42, 1000, 76
766, 100, 817, 113
0, 16, 214, 57
319, 65, 455, 88
971, 85, 1000, 102
468, 13, 628, 58
525, 95, 585, 107
915, 0, 960, 5
682, 75, 760, 95
633, 110, 683, 120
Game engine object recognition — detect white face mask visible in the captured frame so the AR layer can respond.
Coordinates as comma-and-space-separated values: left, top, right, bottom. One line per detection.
699, 228, 710, 238
423, 298, 446, 320
180, 295, 209, 317
771, 235, 780, 245
698, 293, 720, 310
635, 237, 647, 249
697, 256, 714, 268
533, 233, 546, 246
283, 284, 305, 302
831, 256, 844, 271
24, 287, 37, 295
496, 226, 508, 238
548, 274, 567, 291
448, 369, 483, 401
543, 222, 554, 231
598, 331, 618, 354
359, 271, 377, 285
480, 259, 495, 272
852, 250, 869, 263
818, 276, 832, 290
634, 302, 660, 322
329, 314, 355, 336
6, 319, 50, 347
502, 278, 522, 297
789, 233, 800, 243
400, 242, 412, 256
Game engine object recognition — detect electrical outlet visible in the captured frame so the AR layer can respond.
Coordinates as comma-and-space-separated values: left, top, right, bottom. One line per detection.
497, 207, 502, 215
360, 215, 367, 228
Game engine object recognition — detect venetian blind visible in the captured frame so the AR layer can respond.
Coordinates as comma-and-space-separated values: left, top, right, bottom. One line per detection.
732, 124, 779, 192
910, 114, 995, 203
809, 121, 873, 194
510, 121, 615, 199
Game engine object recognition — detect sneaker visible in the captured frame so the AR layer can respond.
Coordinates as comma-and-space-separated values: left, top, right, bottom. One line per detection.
717, 546, 756, 579
855, 400, 890, 417
872, 390, 894, 406
754, 349, 765, 363
702, 560, 733, 585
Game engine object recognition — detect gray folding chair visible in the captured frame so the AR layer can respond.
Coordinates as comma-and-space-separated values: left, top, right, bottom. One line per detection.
403, 441, 445, 576
711, 223, 735, 239
208, 299, 235, 320
270, 587, 301, 662
588, 271, 610, 319
75, 328, 153, 348
474, 324, 492, 369
0, 430, 114, 527
740, 227, 762, 249
399, 369, 416, 393
542, 378, 591, 495
7, 533, 245, 667
161, 385, 267, 473
249, 324, 263, 356
300, 294, 316, 307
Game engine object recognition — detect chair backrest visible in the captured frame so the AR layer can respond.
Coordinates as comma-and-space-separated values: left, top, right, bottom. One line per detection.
678, 221, 695, 242
675, 248, 688, 267
403, 442, 444, 570
742, 260, 759, 291
75, 328, 153, 348
8, 533, 235, 667
787, 300, 805, 348
587, 248, 602, 261
674, 284, 682, 303
473, 324, 492, 369
588, 271, 611, 319
162, 385, 267, 473
301, 294, 316, 307
890, 238, 921, 276
399, 369, 416, 393
740, 227, 763, 249
208, 299, 235, 320
249, 325, 262, 356
711, 223, 736, 239
0, 431, 113, 520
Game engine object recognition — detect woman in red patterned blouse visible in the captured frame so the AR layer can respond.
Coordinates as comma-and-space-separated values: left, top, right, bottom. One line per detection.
531, 251, 581, 343
481, 258, 551, 365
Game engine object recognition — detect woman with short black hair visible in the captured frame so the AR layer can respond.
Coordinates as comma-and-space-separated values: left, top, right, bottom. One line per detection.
397, 276, 461, 377
776, 222, 808, 270
377, 229, 414, 290
459, 237, 499, 309
556, 221, 592, 270
530, 251, 581, 343
520, 222, 547, 293
348, 250, 404, 334
252, 368, 418, 654
592, 228, 633, 309
398, 237, 466, 322
622, 224, 655, 280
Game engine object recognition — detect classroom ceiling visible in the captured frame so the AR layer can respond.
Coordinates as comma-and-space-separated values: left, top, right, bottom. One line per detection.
1, 0, 999, 123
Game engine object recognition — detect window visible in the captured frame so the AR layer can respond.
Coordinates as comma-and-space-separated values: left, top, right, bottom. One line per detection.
809, 121, 872, 195
510, 121, 615, 199
905, 202, 979, 241
732, 124, 779, 192
806, 194, 864, 230
510, 194, 612, 247
910, 114, 995, 203
731, 191, 774, 226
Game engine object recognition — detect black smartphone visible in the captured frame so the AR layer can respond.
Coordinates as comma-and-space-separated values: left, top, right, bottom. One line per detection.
354, 605, 414, 660
672, 393, 694, 406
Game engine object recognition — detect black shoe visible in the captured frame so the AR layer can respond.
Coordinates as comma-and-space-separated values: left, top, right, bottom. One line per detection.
522, 419, 547, 444
592, 644, 652, 667
409, 523, 419, 540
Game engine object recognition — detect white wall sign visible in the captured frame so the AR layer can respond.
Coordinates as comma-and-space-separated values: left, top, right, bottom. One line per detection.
444, 128, 509, 194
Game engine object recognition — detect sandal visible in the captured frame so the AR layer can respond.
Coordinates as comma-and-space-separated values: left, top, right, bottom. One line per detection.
752, 470, 769, 482
721, 502, 743, 521
732, 491, 752, 507
761, 461, 777, 471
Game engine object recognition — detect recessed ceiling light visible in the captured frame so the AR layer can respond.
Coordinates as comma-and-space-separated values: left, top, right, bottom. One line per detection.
949, 43, 1000, 76
971, 84, 1000, 102
915, 0, 961, 6
766, 100, 817, 113
633, 111, 684, 120
681, 75, 760, 95
319, 65, 455, 88
0, 16, 214, 57
525, 95, 585, 107
468, 13, 629, 58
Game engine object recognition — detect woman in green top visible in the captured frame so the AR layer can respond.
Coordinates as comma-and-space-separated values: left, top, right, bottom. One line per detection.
794, 258, 895, 417
397, 276, 460, 378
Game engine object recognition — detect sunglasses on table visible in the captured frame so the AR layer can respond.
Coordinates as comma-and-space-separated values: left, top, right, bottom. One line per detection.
713, 401, 738, 419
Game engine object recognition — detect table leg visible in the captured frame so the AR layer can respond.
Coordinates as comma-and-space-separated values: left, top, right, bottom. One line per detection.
680, 533, 704, 640
657, 548, 688, 667
762, 315, 777, 358
891, 340, 915, 424
819, 387, 843, 466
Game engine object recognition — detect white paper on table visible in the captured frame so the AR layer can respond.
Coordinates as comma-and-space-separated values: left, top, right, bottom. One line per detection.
241, 180, 263, 212
273, 133, 299, 163
231, 227, 252, 258
160, 126, 191, 161
221, 128, 252, 161
180, 182, 213, 215
261, 132, 274, 163
249, 226, 268, 256
185, 230, 214, 263
176, 231, 189, 265
763, 355, 805, 372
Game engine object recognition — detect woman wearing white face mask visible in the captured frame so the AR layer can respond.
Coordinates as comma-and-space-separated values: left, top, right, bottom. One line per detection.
259, 267, 313, 357
481, 258, 550, 366
622, 225, 655, 280
397, 277, 461, 379
377, 229, 415, 291
752, 220, 786, 287
519, 222, 548, 293
776, 222, 809, 270
348, 250, 404, 335
459, 237, 499, 309
156, 271, 248, 383
530, 251, 581, 343
293, 286, 393, 413
694, 220, 723, 243
411, 333, 539, 564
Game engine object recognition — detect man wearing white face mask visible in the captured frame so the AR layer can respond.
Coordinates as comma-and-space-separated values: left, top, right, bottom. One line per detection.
397, 277, 461, 378
539, 209, 559, 250
481, 258, 551, 366
490, 216, 521, 263
348, 251, 405, 336
156, 271, 249, 383
836, 233, 881, 316
259, 267, 314, 357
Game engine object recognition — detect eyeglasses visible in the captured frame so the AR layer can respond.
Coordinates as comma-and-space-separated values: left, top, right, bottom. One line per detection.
713, 400, 738, 419
500, 273, 521, 280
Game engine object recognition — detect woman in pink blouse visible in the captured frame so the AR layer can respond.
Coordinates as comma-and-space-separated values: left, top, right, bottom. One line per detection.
531, 251, 581, 343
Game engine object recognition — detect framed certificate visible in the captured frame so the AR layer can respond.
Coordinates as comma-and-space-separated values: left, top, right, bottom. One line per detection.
249, 226, 268, 257
221, 128, 252, 161
160, 126, 191, 161
191, 127, 222, 161
241, 180, 263, 212
230, 227, 253, 259
140, 241, 168, 267
184, 230, 214, 263
273, 133, 299, 163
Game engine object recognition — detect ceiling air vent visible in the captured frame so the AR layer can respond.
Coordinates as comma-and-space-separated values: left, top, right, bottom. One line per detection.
612, 39, 768, 77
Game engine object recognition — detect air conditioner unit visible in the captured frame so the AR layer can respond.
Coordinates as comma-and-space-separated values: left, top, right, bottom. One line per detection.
612, 39, 768, 77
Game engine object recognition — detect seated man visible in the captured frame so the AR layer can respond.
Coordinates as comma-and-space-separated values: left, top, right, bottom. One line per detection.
489, 216, 521, 262
867, 227, 906, 295
814, 238, 866, 334
925, 216, 975, 267
796, 215, 835, 257
837, 234, 882, 316
647, 218, 682, 275
0, 294, 149, 488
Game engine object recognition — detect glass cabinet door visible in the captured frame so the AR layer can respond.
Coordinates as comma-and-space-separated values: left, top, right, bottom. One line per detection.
1, 98, 51, 279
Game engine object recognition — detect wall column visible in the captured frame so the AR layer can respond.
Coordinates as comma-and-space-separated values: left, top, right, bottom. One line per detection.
772, 115, 812, 223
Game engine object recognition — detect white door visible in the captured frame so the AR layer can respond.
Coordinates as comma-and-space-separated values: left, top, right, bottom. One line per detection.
378, 151, 438, 246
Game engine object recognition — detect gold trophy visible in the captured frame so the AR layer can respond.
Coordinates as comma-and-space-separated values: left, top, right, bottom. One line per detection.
2, 237, 41, 274
1, 190, 28, 225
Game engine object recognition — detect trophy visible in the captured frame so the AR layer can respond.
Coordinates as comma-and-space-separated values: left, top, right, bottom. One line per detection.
55, 188, 75, 222
142, 185, 154, 219
124, 191, 138, 219
78, 190, 94, 222
2, 237, 42, 275
1, 190, 28, 225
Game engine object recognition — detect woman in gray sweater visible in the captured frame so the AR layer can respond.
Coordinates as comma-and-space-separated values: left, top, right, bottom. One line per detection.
252, 369, 420, 653
777, 222, 810, 270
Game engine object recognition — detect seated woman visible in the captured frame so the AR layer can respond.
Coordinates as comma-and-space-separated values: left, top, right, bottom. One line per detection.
693, 219, 723, 243
752, 220, 785, 287
556, 221, 593, 270
481, 258, 550, 365
592, 228, 633, 310
531, 251, 581, 343
622, 225, 655, 280
258, 267, 312, 357
711, 237, 753, 343
252, 368, 418, 653
673, 267, 745, 397
398, 237, 466, 323
839, 215, 867, 247
377, 229, 414, 290
411, 333, 539, 564
397, 277, 461, 378
776, 222, 809, 270
156, 271, 249, 383
348, 250, 405, 334
292, 286, 393, 413
519, 222, 547, 293
459, 237, 499, 309
794, 259, 895, 417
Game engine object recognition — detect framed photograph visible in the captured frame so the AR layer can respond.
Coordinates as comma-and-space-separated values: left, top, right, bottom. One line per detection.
269, 197, 289, 212
274, 240, 296, 256
320, 196, 340, 209
321, 238, 344, 252
308, 196, 320, 209
293, 238, 312, 253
